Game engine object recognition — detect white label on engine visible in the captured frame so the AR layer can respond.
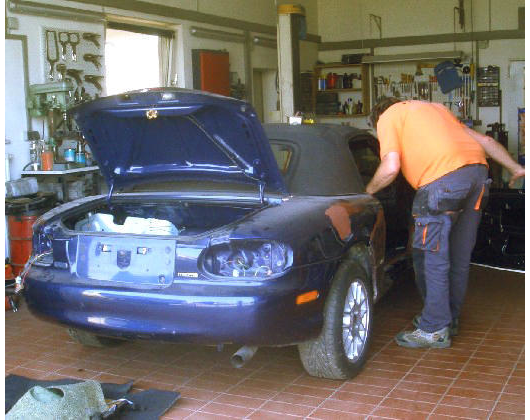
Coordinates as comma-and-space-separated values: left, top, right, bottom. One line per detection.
178, 272, 198, 278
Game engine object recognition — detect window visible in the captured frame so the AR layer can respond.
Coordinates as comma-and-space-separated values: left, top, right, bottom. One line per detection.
105, 28, 160, 96
105, 22, 175, 96
349, 140, 380, 185
270, 143, 293, 175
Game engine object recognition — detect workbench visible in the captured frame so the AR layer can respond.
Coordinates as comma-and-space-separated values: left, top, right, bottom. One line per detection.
21, 165, 101, 202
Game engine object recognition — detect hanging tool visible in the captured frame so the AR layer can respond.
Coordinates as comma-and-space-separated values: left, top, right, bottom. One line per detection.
83, 54, 103, 70
45, 30, 59, 80
69, 32, 80, 61
66, 68, 83, 85
73, 87, 80, 102
80, 86, 91, 101
58, 32, 80, 61
84, 75, 104, 92
82, 32, 101, 48
56, 64, 67, 81
58, 32, 69, 61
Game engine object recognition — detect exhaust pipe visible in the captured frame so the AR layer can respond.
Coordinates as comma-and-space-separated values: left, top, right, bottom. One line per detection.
230, 345, 258, 368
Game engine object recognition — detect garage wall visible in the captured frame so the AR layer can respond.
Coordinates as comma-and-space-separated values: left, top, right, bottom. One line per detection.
5, 11, 105, 180
316, 0, 524, 159
317, 0, 523, 41
138, 0, 319, 34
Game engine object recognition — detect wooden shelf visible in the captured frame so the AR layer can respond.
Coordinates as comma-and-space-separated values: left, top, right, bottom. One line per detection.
317, 88, 362, 93
315, 63, 363, 69
308, 63, 370, 121
316, 114, 368, 118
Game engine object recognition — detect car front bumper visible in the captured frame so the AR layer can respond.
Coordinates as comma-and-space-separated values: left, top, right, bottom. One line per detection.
24, 265, 329, 346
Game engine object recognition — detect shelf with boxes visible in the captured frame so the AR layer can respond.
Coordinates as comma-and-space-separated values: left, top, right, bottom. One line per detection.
312, 63, 370, 120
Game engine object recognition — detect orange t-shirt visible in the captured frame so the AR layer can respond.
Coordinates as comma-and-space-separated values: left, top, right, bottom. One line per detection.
376, 100, 487, 189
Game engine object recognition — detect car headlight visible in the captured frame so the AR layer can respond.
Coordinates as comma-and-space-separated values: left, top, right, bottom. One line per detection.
202, 240, 293, 278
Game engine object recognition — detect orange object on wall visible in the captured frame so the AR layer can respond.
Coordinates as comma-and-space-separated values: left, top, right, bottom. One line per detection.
192, 50, 230, 96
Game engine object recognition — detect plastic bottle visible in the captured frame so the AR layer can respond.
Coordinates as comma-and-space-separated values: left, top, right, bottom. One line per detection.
41, 144, 54, 171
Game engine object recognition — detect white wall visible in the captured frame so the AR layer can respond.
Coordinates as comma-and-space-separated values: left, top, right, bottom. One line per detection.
140, 0, 319, 34
5, 39, 31, 181
318, 0, 524, 41
262, 69, 280, 123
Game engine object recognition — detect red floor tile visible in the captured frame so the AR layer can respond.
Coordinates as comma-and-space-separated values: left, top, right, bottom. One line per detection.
308, 408, 366, 419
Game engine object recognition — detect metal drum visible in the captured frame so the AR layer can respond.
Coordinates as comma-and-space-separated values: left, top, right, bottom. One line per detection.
5, 193, 56, 275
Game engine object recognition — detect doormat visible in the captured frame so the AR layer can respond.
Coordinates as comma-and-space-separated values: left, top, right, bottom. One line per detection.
5, 374, 180, 419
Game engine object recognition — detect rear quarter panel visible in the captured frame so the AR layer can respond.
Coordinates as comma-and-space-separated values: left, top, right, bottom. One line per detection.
223, 194, 382, 300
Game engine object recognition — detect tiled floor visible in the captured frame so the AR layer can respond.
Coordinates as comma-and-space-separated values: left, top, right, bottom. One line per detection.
5, 265, 524, 419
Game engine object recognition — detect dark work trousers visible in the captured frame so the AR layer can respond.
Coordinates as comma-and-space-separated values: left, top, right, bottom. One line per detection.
411, 164, 490, 333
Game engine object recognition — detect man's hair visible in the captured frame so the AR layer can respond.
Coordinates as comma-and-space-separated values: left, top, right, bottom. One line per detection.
369, 96, 402, 128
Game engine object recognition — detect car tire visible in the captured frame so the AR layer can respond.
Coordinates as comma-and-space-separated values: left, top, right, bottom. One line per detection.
67, 328, 124, 348
298, 260, 373, 380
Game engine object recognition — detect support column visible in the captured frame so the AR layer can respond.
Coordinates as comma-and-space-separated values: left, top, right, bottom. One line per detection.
243, 30, 254, 105
277, 4, 304, 122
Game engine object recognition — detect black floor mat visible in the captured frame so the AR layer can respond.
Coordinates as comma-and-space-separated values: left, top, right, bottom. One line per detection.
5, 374, 180, 419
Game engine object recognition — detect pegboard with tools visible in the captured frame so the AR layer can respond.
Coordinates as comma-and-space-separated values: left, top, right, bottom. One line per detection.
43, 27, 105, 101
373, 61, 476, 122
477, 65, 500, 107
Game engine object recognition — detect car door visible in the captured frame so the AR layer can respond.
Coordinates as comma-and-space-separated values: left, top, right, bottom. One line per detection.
348, 136, 414, 255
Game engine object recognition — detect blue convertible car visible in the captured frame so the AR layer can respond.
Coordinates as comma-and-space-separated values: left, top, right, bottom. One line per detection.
24, 89, 413, 379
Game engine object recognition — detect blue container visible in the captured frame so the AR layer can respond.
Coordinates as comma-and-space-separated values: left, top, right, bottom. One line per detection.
75, 152, 86, 165
64, 148, 76, 162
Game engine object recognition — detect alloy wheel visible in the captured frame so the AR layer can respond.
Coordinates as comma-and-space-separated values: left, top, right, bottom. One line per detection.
342, 279, 370, 361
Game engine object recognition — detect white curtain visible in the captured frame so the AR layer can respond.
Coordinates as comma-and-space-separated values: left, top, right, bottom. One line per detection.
158, 35, 176, 87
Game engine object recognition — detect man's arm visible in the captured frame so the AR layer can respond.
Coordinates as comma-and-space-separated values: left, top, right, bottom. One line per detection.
366, 151, 401, 194
464, 127, 525, 187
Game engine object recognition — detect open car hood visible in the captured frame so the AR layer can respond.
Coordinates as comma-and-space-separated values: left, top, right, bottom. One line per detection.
69, 88, 287, 195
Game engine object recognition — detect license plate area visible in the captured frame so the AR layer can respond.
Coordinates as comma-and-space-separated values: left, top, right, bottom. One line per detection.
76, 236, 175, 286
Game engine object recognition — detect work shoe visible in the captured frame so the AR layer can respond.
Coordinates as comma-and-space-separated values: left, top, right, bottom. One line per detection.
413, 314, 459, 336
395, 327, 451, 348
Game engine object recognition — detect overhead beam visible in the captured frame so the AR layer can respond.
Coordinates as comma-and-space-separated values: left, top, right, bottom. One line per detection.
319, 29, 524, 51
61, 0, 320, 42
362, 50, 463, 64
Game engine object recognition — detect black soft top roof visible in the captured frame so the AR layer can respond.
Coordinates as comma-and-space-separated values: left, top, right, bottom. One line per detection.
263, 123, 375, 196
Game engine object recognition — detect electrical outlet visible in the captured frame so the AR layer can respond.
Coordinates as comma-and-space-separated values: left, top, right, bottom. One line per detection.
478, 40, 489, 49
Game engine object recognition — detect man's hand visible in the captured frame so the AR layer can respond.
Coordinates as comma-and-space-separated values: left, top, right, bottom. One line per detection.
366, 152, 401, 195
509, 165, 525, 187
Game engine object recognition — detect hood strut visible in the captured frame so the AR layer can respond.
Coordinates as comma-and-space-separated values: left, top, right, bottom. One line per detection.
106, 181, 115, 204
185, 115, 262, 182
185, 115, 268, 203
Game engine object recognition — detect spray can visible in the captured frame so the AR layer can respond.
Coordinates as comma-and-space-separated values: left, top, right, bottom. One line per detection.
75, 141, 86, 166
